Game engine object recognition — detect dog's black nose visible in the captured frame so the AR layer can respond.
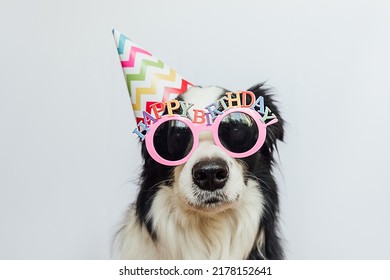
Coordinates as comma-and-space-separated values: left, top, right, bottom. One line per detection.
192, 159, 229, 191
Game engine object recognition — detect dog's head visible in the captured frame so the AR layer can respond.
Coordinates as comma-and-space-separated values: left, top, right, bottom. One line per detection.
137, 83, 284, 220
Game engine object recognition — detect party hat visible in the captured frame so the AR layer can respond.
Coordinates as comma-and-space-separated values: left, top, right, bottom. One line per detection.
112, 29, 193, 124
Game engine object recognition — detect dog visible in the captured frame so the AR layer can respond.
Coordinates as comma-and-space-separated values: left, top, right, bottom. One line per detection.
114, 83, 284, 259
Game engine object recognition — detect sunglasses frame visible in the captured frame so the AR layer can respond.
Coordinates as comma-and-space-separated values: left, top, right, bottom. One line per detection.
145, 107, 278, 166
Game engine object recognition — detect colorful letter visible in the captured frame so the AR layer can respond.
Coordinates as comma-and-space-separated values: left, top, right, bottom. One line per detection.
227, 92, 242, 108
166, 100, 180, 116
150, 102, 166, 119
132, 121, 150, 141
179, 101, 194, 117
241, 91, 255, 108
143, 111, 157, 126
217, 96, 229, 111
205, 102, 223, 120
261, 107, 277, 123
205, 112, 212, 126
193, 109, 206, 124
251, 96, 265, 114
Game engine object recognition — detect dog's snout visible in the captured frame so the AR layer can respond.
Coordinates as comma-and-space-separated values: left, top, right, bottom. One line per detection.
192, 158, 229, 191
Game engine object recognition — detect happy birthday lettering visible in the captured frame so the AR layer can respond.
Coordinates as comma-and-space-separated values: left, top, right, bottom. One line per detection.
132, 91, 276, 140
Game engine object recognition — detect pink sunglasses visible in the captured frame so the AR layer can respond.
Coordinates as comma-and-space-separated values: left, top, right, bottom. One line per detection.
144, 107, 278, 166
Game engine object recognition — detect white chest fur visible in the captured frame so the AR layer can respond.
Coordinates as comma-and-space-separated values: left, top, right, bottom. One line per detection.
117, 179, 264, 260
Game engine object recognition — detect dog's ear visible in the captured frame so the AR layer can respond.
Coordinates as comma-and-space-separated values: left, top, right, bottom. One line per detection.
247, 83, 284, 155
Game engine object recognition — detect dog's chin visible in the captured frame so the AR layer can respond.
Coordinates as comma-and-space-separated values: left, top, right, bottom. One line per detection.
182, 190, 240, 214
184, 200, 235, 214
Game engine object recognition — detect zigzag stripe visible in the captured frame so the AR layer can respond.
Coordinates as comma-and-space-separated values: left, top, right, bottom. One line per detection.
121, 46, 152, 68
122, 52, 159, 75
116, 33, 128, 55
125, 59, 164, 97
133, 69, 177, 110
163, 79, 193, 101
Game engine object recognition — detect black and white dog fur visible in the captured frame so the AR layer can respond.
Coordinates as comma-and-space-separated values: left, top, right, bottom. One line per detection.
115, 83, 284, 259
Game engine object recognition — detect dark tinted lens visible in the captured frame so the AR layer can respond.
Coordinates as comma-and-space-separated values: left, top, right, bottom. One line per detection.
218, 112, 259, 153
153, 120, 194, 161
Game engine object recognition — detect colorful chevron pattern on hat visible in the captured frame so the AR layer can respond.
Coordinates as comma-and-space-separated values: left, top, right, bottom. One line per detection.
112, 29, 193, 124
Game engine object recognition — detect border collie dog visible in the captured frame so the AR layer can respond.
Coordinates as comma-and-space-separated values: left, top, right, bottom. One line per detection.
115, 83, 284, 259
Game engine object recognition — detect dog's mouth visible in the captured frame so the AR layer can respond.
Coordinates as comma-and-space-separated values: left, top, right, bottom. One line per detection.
184, 190, 239, 213
204, 197, 221, 204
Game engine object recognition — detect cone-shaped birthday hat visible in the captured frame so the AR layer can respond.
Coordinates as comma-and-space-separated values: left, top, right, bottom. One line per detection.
112, 29, 193, 124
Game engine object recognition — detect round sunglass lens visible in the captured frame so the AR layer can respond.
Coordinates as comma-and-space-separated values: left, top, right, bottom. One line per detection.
218, 112, 259, 154
153, 120, 194, 162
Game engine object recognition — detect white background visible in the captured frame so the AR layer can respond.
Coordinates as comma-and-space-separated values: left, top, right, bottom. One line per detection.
1, 0, 389, 259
